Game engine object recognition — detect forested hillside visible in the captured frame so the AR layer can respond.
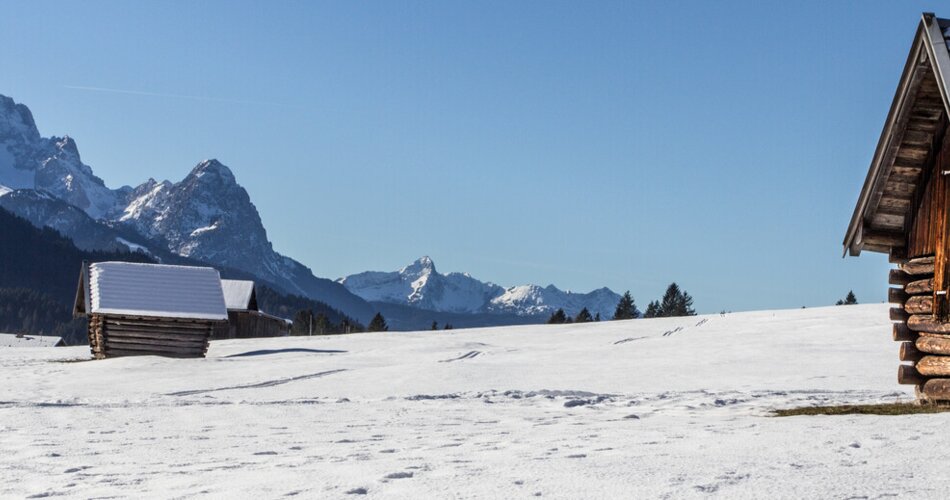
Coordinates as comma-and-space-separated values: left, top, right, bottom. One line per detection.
0, 207, 357, 344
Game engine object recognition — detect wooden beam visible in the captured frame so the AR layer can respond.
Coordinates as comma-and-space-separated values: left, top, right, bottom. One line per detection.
901, 256, 936, 275
890, 247, 909, 263
862, 229, 906, 248
921, 378, 950, 400
906, 277, 935, 294
890, 269, 913, 285
917, 334, 950, 355
894, 322, 919, 341
908, 314, 950, 333
900, 341, 925, 362
891, 308, 911, 322
889, 288, 910, 304
899, 364, 926, 385
916, 355, 950, 376
905, 295, 934, 314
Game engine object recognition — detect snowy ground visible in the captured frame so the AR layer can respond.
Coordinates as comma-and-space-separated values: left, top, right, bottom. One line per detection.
3, 304, 948, 498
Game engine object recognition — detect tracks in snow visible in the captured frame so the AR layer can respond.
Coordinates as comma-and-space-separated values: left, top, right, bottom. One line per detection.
167, 369, 348, 396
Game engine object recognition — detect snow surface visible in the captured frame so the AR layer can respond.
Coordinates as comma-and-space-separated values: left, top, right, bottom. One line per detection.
222, 279, 256, 310
1, 304, 940, 498
114, 237, 151, 256
0, 333, 61, 347
85, 261, 228, 320
0, 183, 10, 197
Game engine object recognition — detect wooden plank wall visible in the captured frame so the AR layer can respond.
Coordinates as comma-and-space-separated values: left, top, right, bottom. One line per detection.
88, 314, 214, 358
908, 130, 950, 258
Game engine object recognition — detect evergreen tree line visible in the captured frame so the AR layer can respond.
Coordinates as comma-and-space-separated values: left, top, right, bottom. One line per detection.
546, 282, 696, 325
835, 290, 858, 306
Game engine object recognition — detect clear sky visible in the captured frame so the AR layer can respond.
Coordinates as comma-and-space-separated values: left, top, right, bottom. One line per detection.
3, 1, 947, 313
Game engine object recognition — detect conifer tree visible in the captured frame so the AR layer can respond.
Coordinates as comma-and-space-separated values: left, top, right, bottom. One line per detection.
594, 312, 601, 322
844, 290, 857, 305
612, 291, 640, 320
431, 321, 439, 330
658, 282, 696, 317
367, 313, 388, 332
644, 300, 660, 318
575, 307, 594, 323
547, 308, 567, 324
444, 323, 454, 330
314, 312, 330, 335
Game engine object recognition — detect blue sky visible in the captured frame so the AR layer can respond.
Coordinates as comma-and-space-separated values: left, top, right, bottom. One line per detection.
2, 1, 946, 313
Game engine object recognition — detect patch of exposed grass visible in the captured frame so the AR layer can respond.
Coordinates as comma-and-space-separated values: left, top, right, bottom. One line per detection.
49, 357, 94, 364
774, 403, 950, 416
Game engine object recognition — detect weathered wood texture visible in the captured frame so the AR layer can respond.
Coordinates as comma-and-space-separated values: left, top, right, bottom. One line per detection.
898, 364, 926, 385
211, 310, 290, 340
905, 295, 934, 314
917, 334, 950, 355
916, 355, 950, 376
905, 277, 935, 294
889, 287, 910, 304
88, 314, 216, 358
891, 308, 911, 322
921, 378, 950, 400
889, 269, 913, 286
901, 256, 936, 275
900, 341, 924, 362
907, 314, 950, 333
894, 322, 918, 342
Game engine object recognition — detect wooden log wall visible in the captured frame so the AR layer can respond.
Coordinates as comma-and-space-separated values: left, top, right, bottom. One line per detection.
890, 255, 950, 401
87, 314, 215, 359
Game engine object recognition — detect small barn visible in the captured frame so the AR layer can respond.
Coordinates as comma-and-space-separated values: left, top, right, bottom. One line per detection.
212, 279, 291, 339
74, 261, 228, 359
845, 13, 950, 401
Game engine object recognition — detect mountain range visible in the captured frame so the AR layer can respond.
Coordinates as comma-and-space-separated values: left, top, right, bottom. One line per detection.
0, 93, 620, 329
340, 256, 621, 320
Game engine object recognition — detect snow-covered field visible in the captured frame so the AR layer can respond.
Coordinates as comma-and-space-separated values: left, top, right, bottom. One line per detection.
4, 304, 947, 498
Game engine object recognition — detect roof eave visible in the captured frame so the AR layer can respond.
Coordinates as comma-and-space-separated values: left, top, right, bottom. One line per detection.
843, 14, 950, 257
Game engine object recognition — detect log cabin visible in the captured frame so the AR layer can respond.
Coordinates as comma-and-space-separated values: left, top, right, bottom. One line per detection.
74, 261, 228, 359
844, 13, 950, 402
213, 279, 291, 339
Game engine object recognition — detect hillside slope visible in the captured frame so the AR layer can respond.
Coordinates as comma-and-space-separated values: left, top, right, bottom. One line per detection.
3, 304, 937, 498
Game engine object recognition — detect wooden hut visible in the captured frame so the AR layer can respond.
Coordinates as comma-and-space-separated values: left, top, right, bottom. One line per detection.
74, 261, 228, 359
845, 13, 950, 401
212, 279, 291, 339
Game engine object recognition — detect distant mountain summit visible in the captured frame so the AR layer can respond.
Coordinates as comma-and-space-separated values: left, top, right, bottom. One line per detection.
0, 93, 373, 322
340, 256, 621, 318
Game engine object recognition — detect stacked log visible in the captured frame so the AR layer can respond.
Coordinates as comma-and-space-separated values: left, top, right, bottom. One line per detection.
891, 256, 950, 401
87, 314, 214, 359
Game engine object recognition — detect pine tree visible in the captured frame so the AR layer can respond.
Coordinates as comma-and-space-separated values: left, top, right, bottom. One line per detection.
314, 312, 331, 335
575, 307, 594, 323
612, 291, 640, 320
367, 313, 388, 332
643, 300, 660, 318
547, 308, 567, 324
844, 290, 858, 305
657, 282, 696, 317
444, 323, 454, 330
431, 321, 439, 330
594, 312, 601, 322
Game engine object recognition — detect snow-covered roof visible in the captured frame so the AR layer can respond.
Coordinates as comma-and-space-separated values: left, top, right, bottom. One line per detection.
76, 261, 228, 321
0, 333, 63, 347
221, 279, 257, 311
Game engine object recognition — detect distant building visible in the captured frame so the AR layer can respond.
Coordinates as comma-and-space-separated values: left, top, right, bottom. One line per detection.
213, 279, 291, 339
844, 13, 950, 401
0, 333, 64, 348
74, 261, 228, 359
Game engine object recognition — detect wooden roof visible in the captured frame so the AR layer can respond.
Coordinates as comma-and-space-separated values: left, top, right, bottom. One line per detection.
844, 14, 950, 256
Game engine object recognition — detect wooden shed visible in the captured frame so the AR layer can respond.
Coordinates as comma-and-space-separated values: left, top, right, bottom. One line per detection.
74, 261, 228, 359
212, 279, 291, 339
845, 13, 950, 401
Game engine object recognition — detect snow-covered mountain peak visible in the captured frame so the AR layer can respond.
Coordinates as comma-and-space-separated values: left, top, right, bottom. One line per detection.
342, 258, 622, 318
0, 94, 40, 143
401, 255, 436, 276
189, 159, 236, 184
